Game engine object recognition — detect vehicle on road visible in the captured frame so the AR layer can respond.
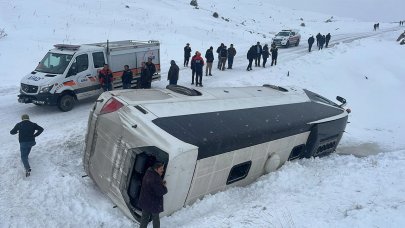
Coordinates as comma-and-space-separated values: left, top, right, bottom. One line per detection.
83, 84, 350, 222
18, 40, 161, 111
272, 29, 301, 47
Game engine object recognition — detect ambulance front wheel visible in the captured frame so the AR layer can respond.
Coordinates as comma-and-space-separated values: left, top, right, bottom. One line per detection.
58, 94, 75, 112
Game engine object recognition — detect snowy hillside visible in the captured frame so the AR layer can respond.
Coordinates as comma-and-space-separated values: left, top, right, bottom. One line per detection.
1, 0, 405, 227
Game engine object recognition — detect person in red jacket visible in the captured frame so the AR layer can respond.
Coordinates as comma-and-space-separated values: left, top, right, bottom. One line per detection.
138, 162, 168, 228
192, 51, 204, 87
98, 64, 113, 91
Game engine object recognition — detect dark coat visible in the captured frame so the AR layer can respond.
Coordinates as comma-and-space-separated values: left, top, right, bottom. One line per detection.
98, 69, 113, 85
140, 67, 151, 88
205, 49, 214, 63
146, 62, 156, 75
167, 64, 179, 82
121, 70, 133, 84
184, 46, 192, 58
220, 48, 228, 58
308, 36, 315, 45
262, 45, 269, 59
326, 33, 331, 42
190, 54, 197, 71
247, 46, 256, 60
316, 33, 322, 42
216, 45, 224, 54
137, 168, 168, 213
10, 120, 43, 143
255, 44, 263, 55
319, 36, 326, 45
228, 47, 237, 57
270, 46, 278, 58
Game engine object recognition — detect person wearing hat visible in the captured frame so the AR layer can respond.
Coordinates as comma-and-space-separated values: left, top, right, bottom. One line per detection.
184, 43, 192, 67
167, 60, 179, 85
10, 114, 44, 177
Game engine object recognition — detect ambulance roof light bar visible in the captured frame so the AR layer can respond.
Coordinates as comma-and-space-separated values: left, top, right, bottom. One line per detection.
54, 44, 81, 51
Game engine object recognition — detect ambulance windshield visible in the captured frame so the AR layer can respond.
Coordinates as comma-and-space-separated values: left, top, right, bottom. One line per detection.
35, 52, 73, 74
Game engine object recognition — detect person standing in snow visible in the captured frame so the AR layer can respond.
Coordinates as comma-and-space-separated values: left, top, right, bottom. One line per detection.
184, 43, 192, 67
325, 33, 331, 48
144, 57, 156, 88
216, 43, 225, 69
121, 65, 133, 89
98, 64, 113, 91
246, 45, 255, 71
261, 44, 270, 68
316, 33, 322, 48
220, 46, 228, 71
255, 41, 263, 67
205, 46, 214, 76
190, 52, 197, 84
138, 162, 168, 228
193, 51, 205, 86
227, 44, 236, 69
319, 35, 325, 50
270, 43, 278, 66
139, 62, 151, 89
167, 60, 179, 85
308, 35, 315, 52
10, 114, 44, 177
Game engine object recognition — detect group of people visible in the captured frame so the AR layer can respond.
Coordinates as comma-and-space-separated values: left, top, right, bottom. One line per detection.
98, 58, 157, 91
307, 33, 331, 52
246, 42, 278, 70
183, 42, 280, 85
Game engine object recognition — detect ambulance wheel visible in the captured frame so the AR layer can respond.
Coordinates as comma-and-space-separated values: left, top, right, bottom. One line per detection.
58, 94, 75, 112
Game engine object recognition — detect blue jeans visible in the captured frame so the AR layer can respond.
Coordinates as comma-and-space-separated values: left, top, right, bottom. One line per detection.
20, 141, 36, 171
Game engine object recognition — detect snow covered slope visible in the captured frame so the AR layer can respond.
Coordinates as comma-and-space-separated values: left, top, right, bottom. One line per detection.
0, 0, 404, 227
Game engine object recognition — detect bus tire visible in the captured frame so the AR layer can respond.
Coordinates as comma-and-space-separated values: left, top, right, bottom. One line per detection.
58, 93, 75, 112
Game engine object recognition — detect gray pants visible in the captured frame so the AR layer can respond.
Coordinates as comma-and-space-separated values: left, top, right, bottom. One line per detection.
140, 211, 160, 228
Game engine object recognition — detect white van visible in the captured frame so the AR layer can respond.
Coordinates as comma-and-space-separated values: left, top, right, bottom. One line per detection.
18, 40, 161, 111
83, 84, 349, 222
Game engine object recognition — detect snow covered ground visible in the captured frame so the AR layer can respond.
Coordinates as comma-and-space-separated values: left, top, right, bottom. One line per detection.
1, 0, 404, 227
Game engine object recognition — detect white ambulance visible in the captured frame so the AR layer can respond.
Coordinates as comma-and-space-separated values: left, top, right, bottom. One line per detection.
18, 40, 161, 111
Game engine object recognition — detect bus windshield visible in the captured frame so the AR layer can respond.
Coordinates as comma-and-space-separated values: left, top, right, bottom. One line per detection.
35, 52, 73, 74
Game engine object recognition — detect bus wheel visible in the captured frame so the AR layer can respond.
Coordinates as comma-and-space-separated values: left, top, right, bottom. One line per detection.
58, 94, 75, 112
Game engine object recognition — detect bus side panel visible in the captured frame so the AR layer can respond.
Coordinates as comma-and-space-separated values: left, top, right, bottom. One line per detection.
185, 132, 310, 205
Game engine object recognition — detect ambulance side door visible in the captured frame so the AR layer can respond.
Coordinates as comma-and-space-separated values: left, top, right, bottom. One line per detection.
65, 53, 93, 100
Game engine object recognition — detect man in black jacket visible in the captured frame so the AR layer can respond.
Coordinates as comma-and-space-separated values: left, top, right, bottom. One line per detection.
325, 33, 331, 48
205, 47, 214, 76
316, 33, 322, 48
138, 162, 168, 228
216, 43, 225, 69
227, 44, 236, 69
270, 43, 278, 66
262, 44, 269, 68
246, 45, 256, 71
121, 65, 133, 89
184, 43, 192, 67
255, 42, 263, 67
10, 114, 44, 177
308, 35, 315, 52
167, 60, 179, 85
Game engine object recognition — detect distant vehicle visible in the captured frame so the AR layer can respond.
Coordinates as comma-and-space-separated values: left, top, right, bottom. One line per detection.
272, 29, 301, 47
83, 84, 349, 222
18, 40, 161, 111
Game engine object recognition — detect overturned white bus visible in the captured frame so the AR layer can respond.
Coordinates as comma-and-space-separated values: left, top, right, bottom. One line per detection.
83, 84, 349, 221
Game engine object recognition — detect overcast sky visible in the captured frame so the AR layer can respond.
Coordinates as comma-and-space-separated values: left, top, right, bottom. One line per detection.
270, 0, 404, 22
